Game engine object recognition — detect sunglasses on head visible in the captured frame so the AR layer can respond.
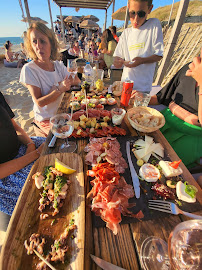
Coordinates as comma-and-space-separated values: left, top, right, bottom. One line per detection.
129, 10, 146, 18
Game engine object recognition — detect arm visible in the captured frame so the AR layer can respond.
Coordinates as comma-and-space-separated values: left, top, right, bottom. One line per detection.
124, 55, 162, 68
0, 143, 44, 179
0, 119, 44, 178
12, 119, 36, 154
149, 95, 160, 105
25, 76, 71, 108
169, 101, 200, 126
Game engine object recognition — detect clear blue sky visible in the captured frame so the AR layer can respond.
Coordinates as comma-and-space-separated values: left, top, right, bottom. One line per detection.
0, 0, 178, 37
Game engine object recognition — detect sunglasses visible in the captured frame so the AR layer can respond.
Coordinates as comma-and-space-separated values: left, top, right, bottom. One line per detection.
129, 10, 146, 18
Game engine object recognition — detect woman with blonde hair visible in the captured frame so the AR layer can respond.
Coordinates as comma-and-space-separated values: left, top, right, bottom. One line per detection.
20, 22, 80, 136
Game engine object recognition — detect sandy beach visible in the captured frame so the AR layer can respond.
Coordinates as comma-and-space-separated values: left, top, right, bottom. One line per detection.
0, 60, 34, 136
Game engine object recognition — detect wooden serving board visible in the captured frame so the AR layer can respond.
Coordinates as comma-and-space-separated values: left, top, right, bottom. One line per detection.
0, 153, 85, 270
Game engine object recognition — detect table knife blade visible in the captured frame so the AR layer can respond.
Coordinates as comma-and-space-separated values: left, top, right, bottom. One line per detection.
90, 255, 126, 270
126, 141, 140, 198
48, 135, 57, 148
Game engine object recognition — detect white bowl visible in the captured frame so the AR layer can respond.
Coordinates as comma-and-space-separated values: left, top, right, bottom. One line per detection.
127, 107, 165, 133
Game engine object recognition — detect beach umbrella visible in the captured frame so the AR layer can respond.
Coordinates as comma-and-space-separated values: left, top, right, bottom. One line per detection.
64, 16, 79, 23
82, 15, 99, 22
80, 19, 99, 29
21, 16, 48, 24
112, 6, 127, 21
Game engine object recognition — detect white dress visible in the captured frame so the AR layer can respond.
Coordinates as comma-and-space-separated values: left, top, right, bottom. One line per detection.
20, 60, 69, 122
113, 18, 164, 92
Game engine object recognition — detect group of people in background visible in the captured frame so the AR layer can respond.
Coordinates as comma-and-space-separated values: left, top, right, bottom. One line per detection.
1, 0, 201, 226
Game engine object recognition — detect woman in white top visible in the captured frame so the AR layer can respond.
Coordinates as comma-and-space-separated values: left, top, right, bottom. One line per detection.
20, 22, 80, 136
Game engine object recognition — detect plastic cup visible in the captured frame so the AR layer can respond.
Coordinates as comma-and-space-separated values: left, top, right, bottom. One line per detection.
133, 91, 151, 107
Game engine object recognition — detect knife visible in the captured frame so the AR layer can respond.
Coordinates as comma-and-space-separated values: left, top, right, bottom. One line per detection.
48, 135, 57, 148
90, 254, 126, 270
126, 141, 140, 198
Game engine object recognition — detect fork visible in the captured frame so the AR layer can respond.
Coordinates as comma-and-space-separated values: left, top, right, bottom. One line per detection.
148, 200, 202, 219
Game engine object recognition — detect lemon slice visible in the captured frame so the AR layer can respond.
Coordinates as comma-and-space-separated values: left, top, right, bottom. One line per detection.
55, 158, 76, 174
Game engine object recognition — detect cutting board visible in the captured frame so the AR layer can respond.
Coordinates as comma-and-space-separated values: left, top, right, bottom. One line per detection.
0, 153, 85, 270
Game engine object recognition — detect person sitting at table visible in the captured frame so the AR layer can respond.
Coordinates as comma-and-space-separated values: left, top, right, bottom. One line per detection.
0, 91, 45, 218
73, 40, 80, 57
149, 51, 202, 168
4, 40, 24, 68
19, 22, 80, 137
89, 40, 98, 58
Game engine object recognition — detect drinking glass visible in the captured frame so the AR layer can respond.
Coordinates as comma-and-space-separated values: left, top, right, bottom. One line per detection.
50, 113, 77, 153
67, 60, 77, 80
133, 91, 151, 107
140, 220, 202, 270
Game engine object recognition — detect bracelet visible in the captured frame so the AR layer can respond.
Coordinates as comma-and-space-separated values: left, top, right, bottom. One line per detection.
198, 92, 202, 95
27, 142, 35, 146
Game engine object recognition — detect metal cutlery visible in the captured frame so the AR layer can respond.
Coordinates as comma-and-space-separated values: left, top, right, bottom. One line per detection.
126, 141, 140, 198
48, 135, 57, 148
90, 254, 126, 270
148, 200, 202, 219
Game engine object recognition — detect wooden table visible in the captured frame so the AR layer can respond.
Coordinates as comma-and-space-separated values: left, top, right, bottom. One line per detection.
42, 92, 202, 270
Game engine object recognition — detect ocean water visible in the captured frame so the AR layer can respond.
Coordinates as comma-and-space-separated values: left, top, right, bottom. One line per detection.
0, 37, 23, 50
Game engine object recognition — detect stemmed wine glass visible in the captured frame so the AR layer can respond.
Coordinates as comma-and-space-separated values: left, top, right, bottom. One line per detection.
67, 60, 77, 80
50, 113, 77, 153
140, 219, 202, 270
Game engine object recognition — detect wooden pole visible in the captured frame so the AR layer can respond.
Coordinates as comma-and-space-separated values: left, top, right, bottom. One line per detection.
155, 0, 190, 85
104, 9, 107, 31
47, 0, 54, 31
24, 0, 31, 26
111, 0, 115, 26
124, 1, 129, 29
59, 7, 65, 43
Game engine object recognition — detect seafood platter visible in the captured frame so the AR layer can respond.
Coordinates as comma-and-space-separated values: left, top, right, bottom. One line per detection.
0, 153, 85, 270
84, 134, 201, 235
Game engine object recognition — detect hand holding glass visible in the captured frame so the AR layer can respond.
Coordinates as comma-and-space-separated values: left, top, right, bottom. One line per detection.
67, 61, 77, 80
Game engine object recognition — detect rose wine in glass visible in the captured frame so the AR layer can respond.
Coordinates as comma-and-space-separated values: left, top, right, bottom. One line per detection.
140, 220, 202, 270
50, 113, 77, 153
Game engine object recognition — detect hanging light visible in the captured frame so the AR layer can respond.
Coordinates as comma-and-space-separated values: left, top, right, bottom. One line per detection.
75, 7, 80, 12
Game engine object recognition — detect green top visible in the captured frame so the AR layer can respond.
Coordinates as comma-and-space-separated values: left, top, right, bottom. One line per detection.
104, 40, 117, 68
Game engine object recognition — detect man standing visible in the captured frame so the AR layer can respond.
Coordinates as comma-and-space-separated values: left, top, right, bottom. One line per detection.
113, 0, 163, 92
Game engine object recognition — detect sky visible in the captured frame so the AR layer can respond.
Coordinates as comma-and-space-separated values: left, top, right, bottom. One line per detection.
0, 0, 179, 37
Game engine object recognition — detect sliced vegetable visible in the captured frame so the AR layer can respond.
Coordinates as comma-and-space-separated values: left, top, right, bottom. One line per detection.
169, 160, 181, 169
184, 182, 198, 198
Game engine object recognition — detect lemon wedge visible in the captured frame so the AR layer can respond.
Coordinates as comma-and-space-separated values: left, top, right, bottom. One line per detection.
55, 158, 76, 174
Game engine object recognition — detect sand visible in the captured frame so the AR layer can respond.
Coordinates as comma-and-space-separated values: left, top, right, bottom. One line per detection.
0, 61, 35, 136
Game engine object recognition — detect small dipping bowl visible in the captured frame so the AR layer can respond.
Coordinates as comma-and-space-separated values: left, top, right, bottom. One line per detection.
111, 108, 126, 125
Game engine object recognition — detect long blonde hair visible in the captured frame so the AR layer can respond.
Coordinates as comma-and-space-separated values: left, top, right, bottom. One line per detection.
25, 22, 59, 60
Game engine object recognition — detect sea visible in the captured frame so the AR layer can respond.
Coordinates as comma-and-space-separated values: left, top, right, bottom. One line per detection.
0, 37, 23, 52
